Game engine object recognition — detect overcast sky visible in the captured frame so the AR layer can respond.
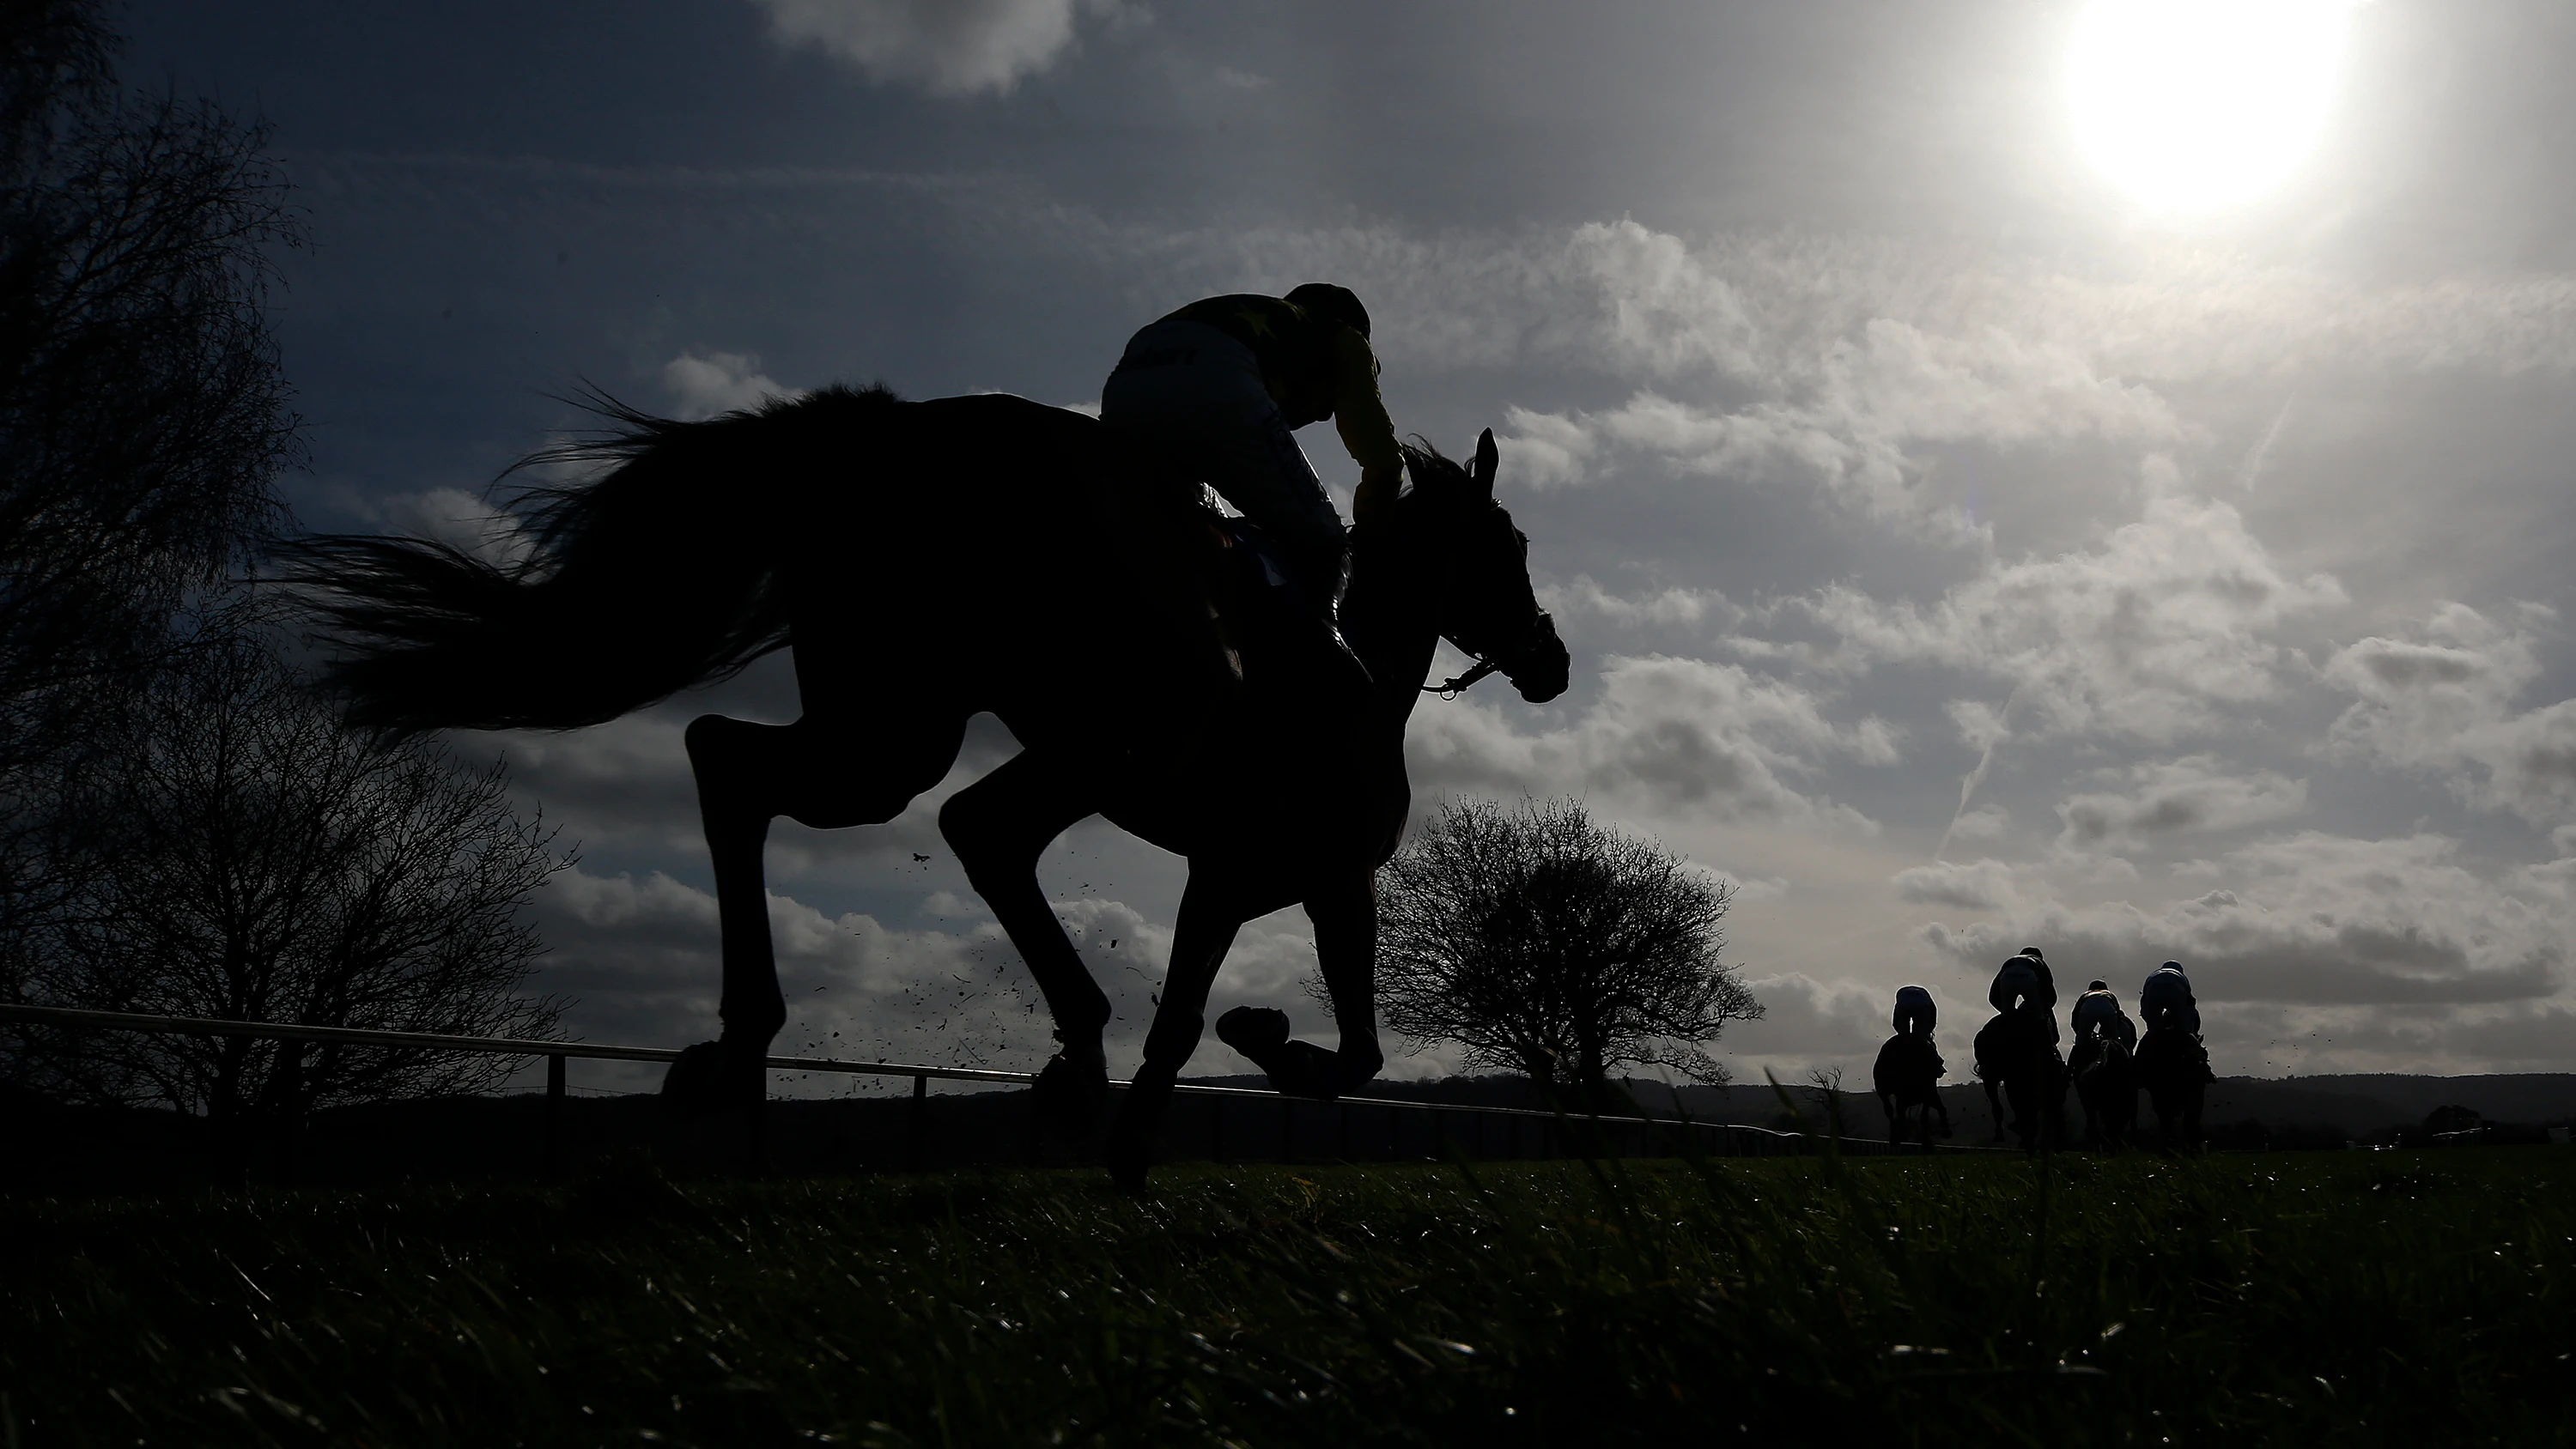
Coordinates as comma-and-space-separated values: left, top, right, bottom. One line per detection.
131, 0, 2576, 1090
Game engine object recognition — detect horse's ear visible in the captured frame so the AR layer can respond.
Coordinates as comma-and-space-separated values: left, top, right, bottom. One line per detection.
1473, 428, 1498, 499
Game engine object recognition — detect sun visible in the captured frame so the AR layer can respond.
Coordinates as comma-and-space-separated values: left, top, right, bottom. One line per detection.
2066, 0, 2357, 213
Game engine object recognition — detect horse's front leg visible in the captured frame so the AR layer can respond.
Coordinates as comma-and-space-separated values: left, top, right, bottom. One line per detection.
1106, 873, 1246, 1191
1208, 871, 1384, 1099
1305, 870, 1386, 1088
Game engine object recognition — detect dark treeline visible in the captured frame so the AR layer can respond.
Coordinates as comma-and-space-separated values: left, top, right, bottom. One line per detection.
0, 2, 569, 1161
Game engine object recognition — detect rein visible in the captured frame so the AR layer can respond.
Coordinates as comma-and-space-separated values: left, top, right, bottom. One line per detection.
1422, 656, 1504, 700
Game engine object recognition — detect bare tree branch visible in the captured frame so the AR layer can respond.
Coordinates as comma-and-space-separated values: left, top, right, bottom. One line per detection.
15, 632, 573, 1122
1370, 798, 1761, 1106
0, 2, 301, 973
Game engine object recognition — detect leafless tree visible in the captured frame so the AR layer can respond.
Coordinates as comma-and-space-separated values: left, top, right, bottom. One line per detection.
1804, 1064, 1845, 1105
1370, 797, 1761, 1106
0, 1, 301, 973
15, 633, 572, 1125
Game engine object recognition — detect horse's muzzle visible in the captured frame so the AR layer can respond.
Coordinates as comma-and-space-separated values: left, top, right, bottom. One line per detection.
1505, 613, 1571, 703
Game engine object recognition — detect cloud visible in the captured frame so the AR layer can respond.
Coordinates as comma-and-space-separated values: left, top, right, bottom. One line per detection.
1917, 832, 2568, 1009
2324, 602, 2576, 825
1498, 405, 1599, 490
1537, 575, 1741, 634
1406, 654, 1896, 828
1718, 973, 1886, 1066
1803, 464, 2348, 745
1892, 858, 2030, 912
1947, 804, 2010, 842
2054, 756, 2309, 852
661, 350, 799, 421
1497, 314, 2184, 519
1561, 221, 1761, 379
751, 0, 1112, 97
1629, 229, 2576, 386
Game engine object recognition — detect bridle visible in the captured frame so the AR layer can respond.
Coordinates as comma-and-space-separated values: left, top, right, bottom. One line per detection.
1424, 608, 1556, 700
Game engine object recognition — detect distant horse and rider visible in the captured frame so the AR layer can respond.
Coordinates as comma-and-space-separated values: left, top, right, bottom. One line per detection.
2134, 961, 2213, 1146
284, 283, 1572, 1191
1971, 949, 2069, 1151
1872, 984, 1951, 1148
2069, 979, 2139, 1149
1944, 953, 2210, 1153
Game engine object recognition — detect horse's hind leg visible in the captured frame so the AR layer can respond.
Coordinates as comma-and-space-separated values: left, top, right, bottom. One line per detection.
939, 751, 1112, 1134
1108, 872, 1249, 1191
667, 711, 964, 1109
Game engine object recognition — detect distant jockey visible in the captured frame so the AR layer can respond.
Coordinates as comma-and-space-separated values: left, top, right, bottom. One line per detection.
2070, 979, 2134, 1047
2141, 961, 2202, 1038
2069, 979, 2136, 1075
1988, 946, 2060, 1044
1893, 984, 1936, 1039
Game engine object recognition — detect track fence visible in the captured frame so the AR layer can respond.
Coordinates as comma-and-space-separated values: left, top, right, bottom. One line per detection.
1, 1003, 2002, 1180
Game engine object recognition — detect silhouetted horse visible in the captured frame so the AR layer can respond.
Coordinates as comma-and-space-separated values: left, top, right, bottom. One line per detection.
2136, 1026, 2210, 1149
2074, 1034, 2137, 1149
1871, 1033, 1949, 1148
283, 385, 1570, 1189
1972, 1009, 2066, 1151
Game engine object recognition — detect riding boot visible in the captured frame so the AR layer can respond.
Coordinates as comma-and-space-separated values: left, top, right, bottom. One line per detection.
1271, 534, 1370, 694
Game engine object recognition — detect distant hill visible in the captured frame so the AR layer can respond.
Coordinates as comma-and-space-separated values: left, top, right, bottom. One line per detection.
1609, 1071, 2576, 1138
2242, 1073, 2576, 1126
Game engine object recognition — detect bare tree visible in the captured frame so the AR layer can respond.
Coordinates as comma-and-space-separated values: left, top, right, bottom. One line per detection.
1371, 797, 1761, 1107
15, 632, 572, 1126
0, 0, 300, 972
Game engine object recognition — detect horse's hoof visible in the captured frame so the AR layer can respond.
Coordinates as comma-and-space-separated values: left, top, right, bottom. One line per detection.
1218, 1009, 1352, 1100
1215, 1006, 1291, 1058
1106, 1128, 1153, 1194
661, 1040, 765, 1113
1263, 1040, 1352, 1100
1033, 1040, 1109, 1138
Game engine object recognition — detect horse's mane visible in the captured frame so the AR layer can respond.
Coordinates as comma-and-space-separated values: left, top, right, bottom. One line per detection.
1396, 437, 1465, 501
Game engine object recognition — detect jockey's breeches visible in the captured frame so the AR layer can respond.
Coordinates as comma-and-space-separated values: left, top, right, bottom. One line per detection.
1103, 320, 1347, 608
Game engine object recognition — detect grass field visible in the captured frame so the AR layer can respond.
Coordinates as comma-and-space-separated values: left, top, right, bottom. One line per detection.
4, 1144, 2571, 1446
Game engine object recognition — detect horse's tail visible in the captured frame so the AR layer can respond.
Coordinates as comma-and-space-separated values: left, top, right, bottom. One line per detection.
280, 384, 900, 733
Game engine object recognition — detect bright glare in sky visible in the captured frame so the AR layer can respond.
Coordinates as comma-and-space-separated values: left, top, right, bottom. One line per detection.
2067, 0, 2356, 213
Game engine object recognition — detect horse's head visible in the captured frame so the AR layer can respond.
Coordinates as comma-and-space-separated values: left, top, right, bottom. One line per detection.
1398, 429, 1571, 703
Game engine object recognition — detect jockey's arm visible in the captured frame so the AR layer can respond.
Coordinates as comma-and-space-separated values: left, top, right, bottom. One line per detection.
1328, 325, 1404, 530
